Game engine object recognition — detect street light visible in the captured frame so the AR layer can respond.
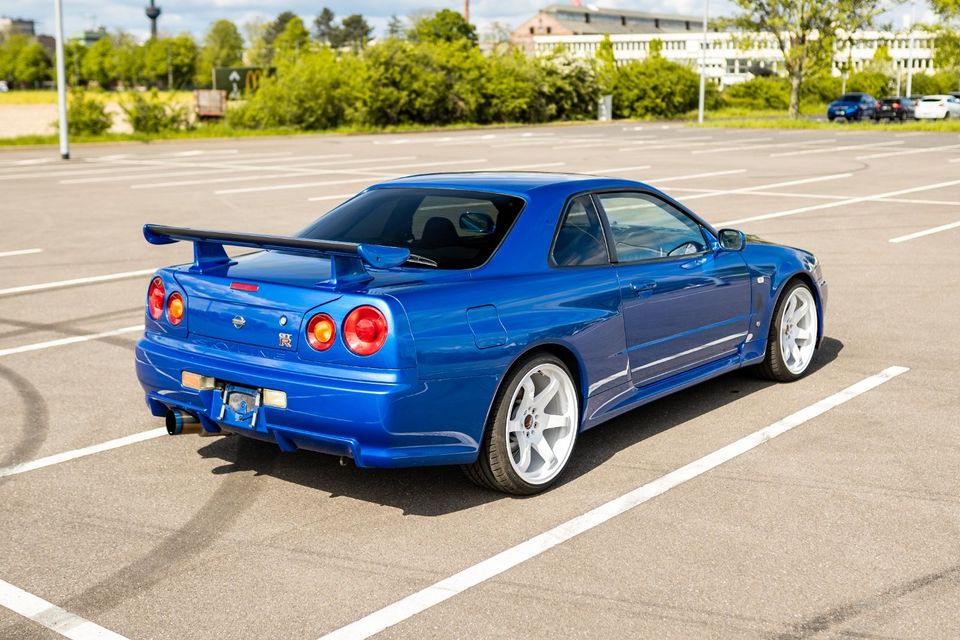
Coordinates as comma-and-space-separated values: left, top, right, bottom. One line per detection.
697, 0, 710, 124
53, 0, 69, 159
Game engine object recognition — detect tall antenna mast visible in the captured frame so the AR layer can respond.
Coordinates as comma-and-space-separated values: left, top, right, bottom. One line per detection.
464, 0, 470, 23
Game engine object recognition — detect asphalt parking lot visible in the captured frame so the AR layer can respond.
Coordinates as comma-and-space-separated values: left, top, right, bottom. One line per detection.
1, 123, 959, 640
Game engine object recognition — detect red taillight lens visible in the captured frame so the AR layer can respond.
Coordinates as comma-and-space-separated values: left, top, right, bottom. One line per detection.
148, 277, 164, 320
343, 306, 387, 356
306, 313, 336, 351
893, 102, 901, 108
875, 101, 881, 109
167, 292, 185, 326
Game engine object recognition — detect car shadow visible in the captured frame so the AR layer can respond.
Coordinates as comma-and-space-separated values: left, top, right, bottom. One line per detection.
195, 337, 843, 516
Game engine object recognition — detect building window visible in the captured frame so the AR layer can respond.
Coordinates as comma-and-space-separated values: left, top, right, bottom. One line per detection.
654, 18, 660, 29
585, 13, 590, 23
529, 26, 534, 34
546, 26, 551, 34
685, 21, 690, 30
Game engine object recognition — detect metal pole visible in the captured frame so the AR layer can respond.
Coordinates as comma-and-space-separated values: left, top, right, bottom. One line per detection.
54, 0, 69, 160
697, 0, 710, 124
905, 7, 915, 97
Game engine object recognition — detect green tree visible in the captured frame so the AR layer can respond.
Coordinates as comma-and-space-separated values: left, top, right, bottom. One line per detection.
274, 17, 310, 64
930, 0, 960, 19
14, 41, 51, 87
66, 89, 113, 135
648, 38, 663, 58
108, 31, 143, 87
63, 41, 87, 86
0, 35, 29, 83
729, 0, 884, 117
595, 34, 616, 95
331, 15, 373, 51
934, 30, 960, 74
196, 20, 243, 86
81, 37, 114, 87
314, 8, 336, 44
243, 18, 270, 67
386, 15, 405, 39
409, 9, 477, 45
142, 34, 197, 88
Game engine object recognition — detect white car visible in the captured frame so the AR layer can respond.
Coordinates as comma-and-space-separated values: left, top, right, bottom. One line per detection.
914, 95, 960, 120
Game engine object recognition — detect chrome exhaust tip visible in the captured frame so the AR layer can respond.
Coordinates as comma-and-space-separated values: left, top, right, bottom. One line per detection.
166, 409, 201, 435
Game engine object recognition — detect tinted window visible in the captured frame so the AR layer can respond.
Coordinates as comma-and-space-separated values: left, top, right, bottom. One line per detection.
839, 93, 863, 101
596, 192, 707, 263
552, 196, 608, 266
299, 188, 524, 269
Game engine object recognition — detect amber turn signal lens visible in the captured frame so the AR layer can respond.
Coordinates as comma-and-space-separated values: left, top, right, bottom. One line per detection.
167, 292, 185, 326
306, 313, 336, 351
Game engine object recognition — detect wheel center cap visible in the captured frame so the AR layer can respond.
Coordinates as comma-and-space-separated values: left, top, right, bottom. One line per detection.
523, 415, 533, 429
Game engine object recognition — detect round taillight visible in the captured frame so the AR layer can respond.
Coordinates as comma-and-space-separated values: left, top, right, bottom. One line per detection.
148, 277, 164, 320
167, 292, 185, 326
343, 306, 387, 356
306, 313, 336, 351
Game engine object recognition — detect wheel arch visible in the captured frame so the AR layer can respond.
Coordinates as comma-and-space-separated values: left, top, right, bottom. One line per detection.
481, 341, 587, 437
773, 271, 824, 346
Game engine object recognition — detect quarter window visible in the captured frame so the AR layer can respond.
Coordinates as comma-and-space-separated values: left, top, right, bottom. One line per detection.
552, 196, 608, 266
596, 192, 708, 262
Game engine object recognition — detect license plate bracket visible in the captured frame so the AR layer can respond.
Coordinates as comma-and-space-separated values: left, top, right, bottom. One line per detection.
216, 383, 262, 428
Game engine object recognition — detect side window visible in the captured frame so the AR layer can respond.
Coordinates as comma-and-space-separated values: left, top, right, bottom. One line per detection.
596, 192, 707, 263
551, 196, 609, 267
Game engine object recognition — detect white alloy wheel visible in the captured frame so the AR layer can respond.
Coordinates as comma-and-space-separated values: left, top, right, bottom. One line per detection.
778, 286, 818, 375
505, 363, 578, 485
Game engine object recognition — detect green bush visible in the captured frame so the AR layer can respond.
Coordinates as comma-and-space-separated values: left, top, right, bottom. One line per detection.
67, 90, 113, 135
121, 90, 189, 133
228, 47, 365, 129
613, 56, 699, 118
846, 70, 891, 98
538, 53, 599, 120
722, 76, 789, 110
800, 73, 841, 105
910, 72, 959, 96
481, 50, 547, 123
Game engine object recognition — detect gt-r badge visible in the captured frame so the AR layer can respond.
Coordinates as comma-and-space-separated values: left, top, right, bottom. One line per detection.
232, 316, 246, 329
278, 332, 292, 348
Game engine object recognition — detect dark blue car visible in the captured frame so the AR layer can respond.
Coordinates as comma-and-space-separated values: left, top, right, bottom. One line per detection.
828, 92, 879, 121
136, 172, 827, 494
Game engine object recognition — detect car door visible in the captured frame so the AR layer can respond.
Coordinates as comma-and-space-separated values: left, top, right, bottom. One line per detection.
593, 190, 752, 387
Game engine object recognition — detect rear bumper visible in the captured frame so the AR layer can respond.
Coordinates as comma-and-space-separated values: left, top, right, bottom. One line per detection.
135, 332, 495, 467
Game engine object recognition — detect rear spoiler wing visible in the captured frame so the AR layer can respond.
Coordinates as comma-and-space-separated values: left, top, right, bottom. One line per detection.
143, 224, 410, 288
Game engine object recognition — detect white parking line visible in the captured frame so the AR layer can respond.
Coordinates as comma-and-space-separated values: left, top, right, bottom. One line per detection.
0, 325, 143, 358
0, 577, 130, 640
319, 366, 909, 640
0, 428, 166, 479
680, 174, 852, 202
213, 161, 564, 195
587, 165, 651, 174
717, 178, 960, 226
692, 138, 837, 155
646, 169, 748, 184
0, 269, 155, 298
770, 140, 904, 158
889, 221, 960, 243
0, 248, 42, 259
130, 156, 419, 189
0, 152, 299, 180
859, 143, 960, 160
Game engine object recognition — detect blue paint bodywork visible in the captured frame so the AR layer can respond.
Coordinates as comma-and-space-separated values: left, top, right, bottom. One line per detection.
136, 173, 827, 468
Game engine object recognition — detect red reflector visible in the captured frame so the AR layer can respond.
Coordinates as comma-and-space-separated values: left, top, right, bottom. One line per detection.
230, 282, 259, 292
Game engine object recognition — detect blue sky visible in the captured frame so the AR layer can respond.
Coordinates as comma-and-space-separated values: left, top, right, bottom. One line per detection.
9, 0, 933, 44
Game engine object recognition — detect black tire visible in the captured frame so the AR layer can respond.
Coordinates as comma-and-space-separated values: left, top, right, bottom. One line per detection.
462, 353, 578, 495
757, 280, 819, 383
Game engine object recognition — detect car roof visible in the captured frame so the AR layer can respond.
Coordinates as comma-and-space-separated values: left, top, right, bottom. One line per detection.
369, 171, 647, 197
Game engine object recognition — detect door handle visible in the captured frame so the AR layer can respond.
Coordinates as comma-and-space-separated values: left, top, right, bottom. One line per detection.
630, 281, 657, 295
681, 256, 709, 269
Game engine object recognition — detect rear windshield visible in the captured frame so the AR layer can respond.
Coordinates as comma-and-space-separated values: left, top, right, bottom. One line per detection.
881, 98, 902, 104
299, 188, 525, 269
839, 94, 863, 101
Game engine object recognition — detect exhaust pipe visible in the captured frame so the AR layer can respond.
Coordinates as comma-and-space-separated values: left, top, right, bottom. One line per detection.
166, 409, 201, 435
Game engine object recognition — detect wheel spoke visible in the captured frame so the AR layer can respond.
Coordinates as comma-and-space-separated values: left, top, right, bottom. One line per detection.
532, 376, 560, 411
532, 436, 556, 466
784, 296, 797, 322
507, 417, 523, 433
792, 299, 808, 324
520, 378, 536, 410
795, 328, 813, 343
790, 343, 801, 365
542, 413, 570, 432
514, 433, 532, 471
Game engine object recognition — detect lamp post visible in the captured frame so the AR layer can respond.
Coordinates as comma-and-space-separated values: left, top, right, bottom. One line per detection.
53, 0, 69, 160
697, 0, 710, 124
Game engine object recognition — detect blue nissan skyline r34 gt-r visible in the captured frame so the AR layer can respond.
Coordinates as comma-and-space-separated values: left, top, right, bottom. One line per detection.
136, 172, 827, 494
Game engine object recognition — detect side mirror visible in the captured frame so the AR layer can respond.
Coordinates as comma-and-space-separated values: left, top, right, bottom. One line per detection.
718, 228, 746, 251
459, 211, 495, 234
